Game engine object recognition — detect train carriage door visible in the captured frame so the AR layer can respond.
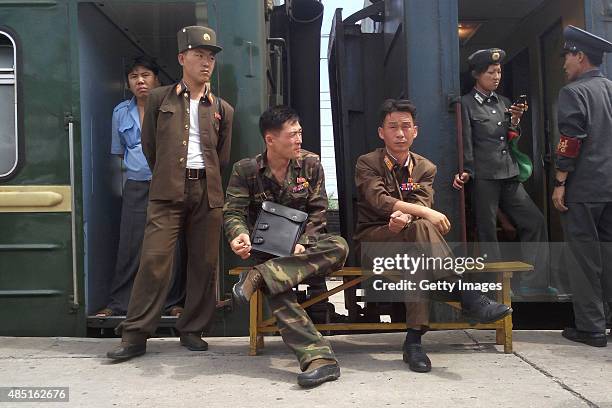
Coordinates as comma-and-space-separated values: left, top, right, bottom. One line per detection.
0, 3, 84, 336
587, 0, 612, 75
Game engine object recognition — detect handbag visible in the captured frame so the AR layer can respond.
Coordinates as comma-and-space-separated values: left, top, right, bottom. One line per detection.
249, 159, 308, 257
251, 201, 308, 257
509, 138, 533, 182
502, 101, 533, 183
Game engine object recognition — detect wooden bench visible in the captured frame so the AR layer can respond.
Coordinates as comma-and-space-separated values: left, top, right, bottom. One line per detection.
229, 261, 533, 356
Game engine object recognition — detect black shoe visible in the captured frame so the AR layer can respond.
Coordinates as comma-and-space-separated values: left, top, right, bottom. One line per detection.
561, 327, 607, 347
402, 343, 431, 373
297, 360, 341, 387
180, 333, 209, 351
106, 342, 146, 361
462, 295, 512, 324
232, 269, 263, 305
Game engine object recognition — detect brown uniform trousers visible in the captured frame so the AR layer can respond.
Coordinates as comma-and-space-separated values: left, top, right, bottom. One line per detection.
118, 178, 222, 343
357, 219, 453, 327
116, 82, 233, 343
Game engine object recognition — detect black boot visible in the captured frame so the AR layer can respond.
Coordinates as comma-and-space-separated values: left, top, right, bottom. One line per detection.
562, 327, 607, 347
402, 329, 431, 373
232, 269, 264, 304
106, 342, 146, 361
461, 291, 512, 324
297, 359, 340, 387
180, 333, 209, 351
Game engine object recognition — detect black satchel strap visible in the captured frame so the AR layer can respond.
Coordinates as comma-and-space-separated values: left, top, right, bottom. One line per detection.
251, 158, 270, 201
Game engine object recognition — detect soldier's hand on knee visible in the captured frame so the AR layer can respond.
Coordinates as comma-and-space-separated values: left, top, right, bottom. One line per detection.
294, 244, 306, 254
231, 233, 252, 260
425, 209, 451, 235
552, 187, 568, 212
389, 210, 413, 233
452, 172, 469, 190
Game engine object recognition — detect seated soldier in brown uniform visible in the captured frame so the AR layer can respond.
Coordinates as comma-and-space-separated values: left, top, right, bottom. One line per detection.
354, 99, 511, 373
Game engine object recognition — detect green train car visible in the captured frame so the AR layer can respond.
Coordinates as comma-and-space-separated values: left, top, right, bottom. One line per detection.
0, 0, 272, 336
1, 0, 611, 337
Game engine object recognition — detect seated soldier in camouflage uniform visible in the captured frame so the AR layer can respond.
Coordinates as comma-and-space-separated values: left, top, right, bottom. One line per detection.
355, 99, 511, 373
223, 105, 349, 388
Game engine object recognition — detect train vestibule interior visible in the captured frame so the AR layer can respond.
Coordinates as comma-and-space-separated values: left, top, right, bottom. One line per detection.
458, 0, 586, 296
77, 2, 213, 316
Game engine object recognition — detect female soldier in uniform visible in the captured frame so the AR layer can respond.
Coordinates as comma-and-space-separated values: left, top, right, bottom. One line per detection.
452, 48, 556, 297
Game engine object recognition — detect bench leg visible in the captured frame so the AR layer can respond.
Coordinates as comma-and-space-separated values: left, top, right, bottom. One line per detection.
256, 289, 264, 350
496, 327, 505, 345
249, 289, 260, 356
496, 272, 505, 345
503, 272, 513, 353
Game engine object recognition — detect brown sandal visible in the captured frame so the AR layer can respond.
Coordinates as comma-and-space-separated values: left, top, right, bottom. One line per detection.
168, 306, 184, 317
95, 307, 114, 317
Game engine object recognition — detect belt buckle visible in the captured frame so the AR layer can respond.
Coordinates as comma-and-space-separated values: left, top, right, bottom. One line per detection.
187, 168, 198, 180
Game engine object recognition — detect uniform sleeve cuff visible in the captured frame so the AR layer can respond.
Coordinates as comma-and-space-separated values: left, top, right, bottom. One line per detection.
227, 226, 250, 242
555, 158, 576, 173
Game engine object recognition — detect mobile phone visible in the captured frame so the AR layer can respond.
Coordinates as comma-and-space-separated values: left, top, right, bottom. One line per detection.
514, 94, 527, 106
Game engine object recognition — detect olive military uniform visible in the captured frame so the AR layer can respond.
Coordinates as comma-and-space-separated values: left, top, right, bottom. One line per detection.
117, 81, 234, 344
354, 148, 458, 326
223, 149, 348, 370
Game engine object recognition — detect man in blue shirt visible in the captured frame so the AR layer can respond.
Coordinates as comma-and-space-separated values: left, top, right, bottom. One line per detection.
97, 56, 184, 317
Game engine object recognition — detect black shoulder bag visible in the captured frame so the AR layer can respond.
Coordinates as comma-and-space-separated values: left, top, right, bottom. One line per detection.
250, 160, 308, 258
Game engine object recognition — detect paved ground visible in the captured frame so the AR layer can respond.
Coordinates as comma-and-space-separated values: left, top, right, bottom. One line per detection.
0, 330, 610, 408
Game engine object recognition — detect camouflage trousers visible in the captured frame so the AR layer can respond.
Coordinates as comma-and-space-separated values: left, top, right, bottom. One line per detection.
254, 234, 348, 371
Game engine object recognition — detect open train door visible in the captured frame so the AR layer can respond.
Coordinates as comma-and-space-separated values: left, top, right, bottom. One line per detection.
328, 0, 460, 266
587, 0, 612, 74
0, 2, 84, 336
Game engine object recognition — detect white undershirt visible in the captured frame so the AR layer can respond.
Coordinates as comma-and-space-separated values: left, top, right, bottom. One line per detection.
187, 98, 205, 169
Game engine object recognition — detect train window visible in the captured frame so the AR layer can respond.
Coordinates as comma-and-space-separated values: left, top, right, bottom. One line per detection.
0, 31, 17, 178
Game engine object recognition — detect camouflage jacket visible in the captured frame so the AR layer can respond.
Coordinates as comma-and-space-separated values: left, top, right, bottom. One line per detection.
223, 149, 328, 245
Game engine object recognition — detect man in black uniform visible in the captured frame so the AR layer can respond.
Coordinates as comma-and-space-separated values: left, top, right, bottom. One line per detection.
553, 25, 612, 347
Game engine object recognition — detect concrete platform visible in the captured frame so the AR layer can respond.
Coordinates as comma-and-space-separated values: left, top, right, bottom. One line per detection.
0, 331, 610, 408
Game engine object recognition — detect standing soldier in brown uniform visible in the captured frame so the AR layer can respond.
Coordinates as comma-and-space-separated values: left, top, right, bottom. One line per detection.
107, 26, 234, 360
224, 105, 348, 387
355, 99, 511, 373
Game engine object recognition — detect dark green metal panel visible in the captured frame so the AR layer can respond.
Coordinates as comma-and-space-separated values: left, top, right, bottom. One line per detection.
0, 2, 74, 185
403, 0, 461, 241
0, 1, 85, 336
209, 0, 268, 336
0, 213, 81, 336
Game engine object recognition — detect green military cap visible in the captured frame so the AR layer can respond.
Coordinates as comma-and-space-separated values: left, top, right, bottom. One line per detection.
177, 26, 222, 54
467, 48, 506, 68
562, 25, 612, 57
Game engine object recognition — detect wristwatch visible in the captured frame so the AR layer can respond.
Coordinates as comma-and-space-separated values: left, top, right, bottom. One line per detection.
554, 178, 566, 187
401, 216, 414, 230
